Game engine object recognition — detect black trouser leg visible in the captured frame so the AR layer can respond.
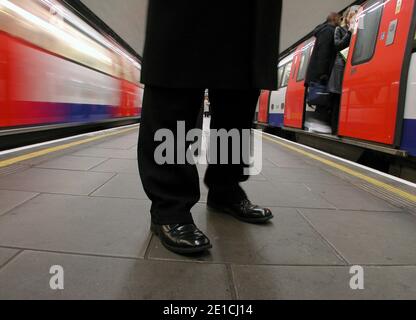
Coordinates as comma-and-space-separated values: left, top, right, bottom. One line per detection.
138, 86, 205, 225
314, 104, 331, 123
330, 93, 341, 134
204, 89, 260, 203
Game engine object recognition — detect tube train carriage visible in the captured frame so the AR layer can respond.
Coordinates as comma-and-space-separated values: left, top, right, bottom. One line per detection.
0, 0, 143, 133
256, 0, 416, 175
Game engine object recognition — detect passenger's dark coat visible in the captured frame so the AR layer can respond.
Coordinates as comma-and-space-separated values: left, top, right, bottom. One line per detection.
141, 1, 282, 90
305, 23, 337, 86
328, 26, 352, 94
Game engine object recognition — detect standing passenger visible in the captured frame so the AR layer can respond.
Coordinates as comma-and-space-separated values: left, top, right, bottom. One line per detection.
327, 9, 355, 134
305, 13, 341, 129
138, 1, 282, 254
203, 95, 211, 118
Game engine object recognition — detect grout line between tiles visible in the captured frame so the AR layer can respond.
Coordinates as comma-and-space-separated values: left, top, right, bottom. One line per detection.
0, 249, 24, 271
226, 264, 238, 300
296, 209, 350, 266
0, 193, 42, 218
87, 173, 119, 196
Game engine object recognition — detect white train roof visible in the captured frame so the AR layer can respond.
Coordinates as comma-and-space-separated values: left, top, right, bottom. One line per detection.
278, 53, 294, 67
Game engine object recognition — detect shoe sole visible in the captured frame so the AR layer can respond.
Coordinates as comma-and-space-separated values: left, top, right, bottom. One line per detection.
151, 226, 213, 255
207, 202, 274, 224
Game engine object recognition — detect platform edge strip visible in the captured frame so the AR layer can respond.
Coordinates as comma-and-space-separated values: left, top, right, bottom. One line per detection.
260, 134, 416, 204
0, 127, 138, 169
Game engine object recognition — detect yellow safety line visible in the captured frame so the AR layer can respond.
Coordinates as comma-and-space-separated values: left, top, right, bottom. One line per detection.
0, 127, 138, 169
261, 134, 416, 203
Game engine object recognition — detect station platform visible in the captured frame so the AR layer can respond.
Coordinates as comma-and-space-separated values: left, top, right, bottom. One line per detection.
0, 124, 416, 300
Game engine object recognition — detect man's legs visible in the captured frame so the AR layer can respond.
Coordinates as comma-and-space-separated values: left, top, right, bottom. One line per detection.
204, 89, 260, 203
138, 86, 205, 225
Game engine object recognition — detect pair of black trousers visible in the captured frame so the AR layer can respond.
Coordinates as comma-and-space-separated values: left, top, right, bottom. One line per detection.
138, 87, 260, 225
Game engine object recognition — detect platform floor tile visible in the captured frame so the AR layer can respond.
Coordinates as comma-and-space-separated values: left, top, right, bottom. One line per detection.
301, 209, 416, 265
0, 190, 38, 216
0, 194, 151, 258
91, 173, 147, 200
304, 183, 402, 212
35, 156, 107, 171
0, 251, 232, 300
71, 147, 137, 160
94, 136, 138, 150
0, 248, 19, 267
262, 166, 350, 185
239, 180, 335, 209
232, 265, 416, 300
89, 159, 139, 174
0, 168, 114, 196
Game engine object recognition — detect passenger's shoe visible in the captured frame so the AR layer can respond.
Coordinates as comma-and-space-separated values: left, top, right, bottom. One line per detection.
151, 223, 212, 255
207, 198, 274, 224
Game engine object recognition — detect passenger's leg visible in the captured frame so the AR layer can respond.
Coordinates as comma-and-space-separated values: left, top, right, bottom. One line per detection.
204, 89, 273, 223
330, 93, 341, 134
138, 86, 205, 225
204, 89, 260, 203
314, 104, 331, 123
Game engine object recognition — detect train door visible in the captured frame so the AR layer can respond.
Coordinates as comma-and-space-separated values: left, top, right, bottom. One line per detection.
339, 0, 416, 145
257, 90, 271, 124
284, 40, 314, 128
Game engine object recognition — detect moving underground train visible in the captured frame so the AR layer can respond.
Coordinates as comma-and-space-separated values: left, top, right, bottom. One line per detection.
256, 0, 416, 179
0, 0, 143, 137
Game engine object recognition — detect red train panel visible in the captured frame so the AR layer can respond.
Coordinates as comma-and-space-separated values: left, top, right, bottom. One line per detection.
119, 79, 141, 118
339, 0, 415, 145
0, 32, 10, 127
284, 42, 309, 129
257, 90, 270, 123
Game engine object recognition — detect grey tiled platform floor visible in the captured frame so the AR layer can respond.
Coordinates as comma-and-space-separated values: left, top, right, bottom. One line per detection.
0, 125, 416, 300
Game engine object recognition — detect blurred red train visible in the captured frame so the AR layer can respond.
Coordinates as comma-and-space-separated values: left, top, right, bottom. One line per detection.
0, 0, 143, 132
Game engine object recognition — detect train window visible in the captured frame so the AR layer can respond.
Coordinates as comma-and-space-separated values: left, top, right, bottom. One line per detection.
281, 62, 293, 87
277, 66, 284, 88
297, 46, 312, 82
352, 0, 384, 65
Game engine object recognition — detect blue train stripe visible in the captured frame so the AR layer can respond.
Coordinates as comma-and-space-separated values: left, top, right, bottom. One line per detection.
401, 119, 416, 157
268, 113, 284, 127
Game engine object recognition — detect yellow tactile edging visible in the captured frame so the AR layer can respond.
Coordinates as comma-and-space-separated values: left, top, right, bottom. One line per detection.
0, 127, 138, 169
261, 135, 416, 204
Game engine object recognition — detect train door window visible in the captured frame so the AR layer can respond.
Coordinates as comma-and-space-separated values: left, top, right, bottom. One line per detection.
277, 66, 284, 88
297, 45, 312, 82
352, 0, 384, 65
281, 62, 292, 87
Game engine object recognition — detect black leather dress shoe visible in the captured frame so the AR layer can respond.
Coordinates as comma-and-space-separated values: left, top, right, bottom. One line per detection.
151, 223, 212, 254
207, 199, 274, 224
